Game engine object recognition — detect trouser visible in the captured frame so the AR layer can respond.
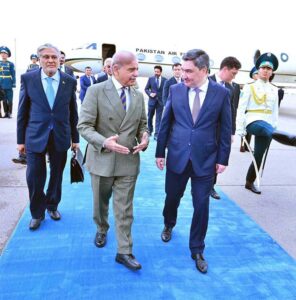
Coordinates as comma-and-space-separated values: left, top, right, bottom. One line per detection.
245, 121, 273, 183
26, 133, 67, 218
90, 173, 137, 254
2, 89, 13, 115
163, 161, 213, 255
147, 100, 163, 136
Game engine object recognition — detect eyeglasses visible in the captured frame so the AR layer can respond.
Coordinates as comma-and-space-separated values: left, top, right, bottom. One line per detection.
41, 55, 59, 60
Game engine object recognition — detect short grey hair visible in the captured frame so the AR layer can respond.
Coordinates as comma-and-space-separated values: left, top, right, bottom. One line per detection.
37, 43, 60, 57
112, 50, 137, 68
104, 57, 113, 66
182, 49, 209, 70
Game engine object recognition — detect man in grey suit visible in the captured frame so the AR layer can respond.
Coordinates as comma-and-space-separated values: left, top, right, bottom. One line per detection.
78, 51, 149, 271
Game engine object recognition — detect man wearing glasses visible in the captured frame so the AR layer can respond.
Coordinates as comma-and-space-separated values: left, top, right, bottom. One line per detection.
17, 43, 79, 230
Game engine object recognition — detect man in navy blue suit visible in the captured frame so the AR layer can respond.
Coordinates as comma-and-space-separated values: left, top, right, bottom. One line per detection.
17, 43, 79, 230
145, 65, 167, 140
162, 63, 182, 106
79, 66, 96, 102
156, 49, 232, 273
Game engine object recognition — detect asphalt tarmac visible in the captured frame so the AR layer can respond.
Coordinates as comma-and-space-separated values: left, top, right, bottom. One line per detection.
0, 83, 295, 259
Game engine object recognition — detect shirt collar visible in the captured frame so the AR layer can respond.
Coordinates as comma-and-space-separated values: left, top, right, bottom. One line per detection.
41, 69, 60, 82
112, 76, 128, 90
190, 78, 209, 93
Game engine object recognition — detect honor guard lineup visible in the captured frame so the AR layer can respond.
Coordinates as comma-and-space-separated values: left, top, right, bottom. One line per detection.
0, 46, 16, 118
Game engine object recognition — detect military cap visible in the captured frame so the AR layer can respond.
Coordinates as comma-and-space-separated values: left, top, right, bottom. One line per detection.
0, 46, 11, 57
30, 54, 38, 60
249, 66, 258, 79
255, 52, 278, 71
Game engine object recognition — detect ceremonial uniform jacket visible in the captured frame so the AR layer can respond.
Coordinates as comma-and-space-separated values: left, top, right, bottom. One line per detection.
236, 79, 278, 136
0, 60, 16, 89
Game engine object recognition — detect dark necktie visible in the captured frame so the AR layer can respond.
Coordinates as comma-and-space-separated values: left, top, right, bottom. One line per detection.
120, 87, 126, 111
192, 87, 201, 122
45, 77, 55, 109
156, 77, 159, 89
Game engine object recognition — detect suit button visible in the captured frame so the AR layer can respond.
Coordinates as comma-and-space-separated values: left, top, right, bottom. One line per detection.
188, 143, 191, 146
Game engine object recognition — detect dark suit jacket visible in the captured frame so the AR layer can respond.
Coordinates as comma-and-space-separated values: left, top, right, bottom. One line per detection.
64, 65, 74, 77
162, 76, 180, 106
156, 80, 231, 176
209, 74, 236, 134
96, 73, 108, 84
17, 69, 79, 153
80, 75, 96, 101
145, 76, 167, 105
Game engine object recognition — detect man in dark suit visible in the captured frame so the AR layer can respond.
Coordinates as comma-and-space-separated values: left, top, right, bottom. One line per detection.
156, 49, 231, 273
145, 65, 167, 140
96, 57, 112, 83
59, 51, 75, 77
79, 66, 96, 102
162, 63, 182, 106
17, 43, 79, 230
209, 56, 241, 199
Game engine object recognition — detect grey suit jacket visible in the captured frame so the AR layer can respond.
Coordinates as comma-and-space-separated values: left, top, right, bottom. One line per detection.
78, 78, 148, 177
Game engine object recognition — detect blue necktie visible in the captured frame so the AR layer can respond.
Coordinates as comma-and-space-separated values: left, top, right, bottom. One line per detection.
45, 77, 55, 109
120, 87, 126, 111
156, 77, 159, 89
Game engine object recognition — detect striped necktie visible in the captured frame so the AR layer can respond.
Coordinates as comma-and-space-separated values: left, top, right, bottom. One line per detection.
120, 87, 126, 111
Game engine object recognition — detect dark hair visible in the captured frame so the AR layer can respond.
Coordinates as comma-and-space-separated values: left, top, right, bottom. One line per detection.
60, 51, 66, 56
85, 66, 92, 70
172, 63, 181, 69
154, 65, 162, 72
220, 56, 241, 70
182, 49, 209, 70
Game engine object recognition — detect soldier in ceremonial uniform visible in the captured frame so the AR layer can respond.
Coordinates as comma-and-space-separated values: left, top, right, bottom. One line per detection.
0, 46, 16, 118
236, 53, 296, 194
27, 54, 39, 72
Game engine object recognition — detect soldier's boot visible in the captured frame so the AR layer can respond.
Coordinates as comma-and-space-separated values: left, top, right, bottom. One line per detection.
8, 102, 12, 118
272, 130, 296, 147
3, 100, 9, 118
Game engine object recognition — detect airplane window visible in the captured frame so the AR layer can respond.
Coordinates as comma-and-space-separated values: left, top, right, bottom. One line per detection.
172, 56, 181, 63
155, 54, 164, 62
137, 53, 146, 61
280, 53, 289, 62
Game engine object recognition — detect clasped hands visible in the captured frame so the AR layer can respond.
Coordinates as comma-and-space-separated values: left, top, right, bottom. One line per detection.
103, 133, 149, 155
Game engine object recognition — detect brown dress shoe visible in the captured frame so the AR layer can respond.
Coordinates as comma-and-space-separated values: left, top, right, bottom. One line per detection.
94, 232, 107, 248
47, 209, 61, 220
161, 226, 172, 242
191, 253, 208, 274
115, 254, 142, 270
245, 181, 261, 194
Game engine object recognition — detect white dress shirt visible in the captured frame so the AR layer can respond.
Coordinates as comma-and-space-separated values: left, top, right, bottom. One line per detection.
112, 76, 131, 111
188, 79, 209, 113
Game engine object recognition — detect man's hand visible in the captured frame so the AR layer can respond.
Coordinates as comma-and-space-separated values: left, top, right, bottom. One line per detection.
231, 135, 235, 143
156, 157, 165, 170
71, 143, 80, 151
133, 132, 149, 154
104, 135, 130, 154
17, 144, 26, 154
150, 92, 156, 98
216, 164, 226, 174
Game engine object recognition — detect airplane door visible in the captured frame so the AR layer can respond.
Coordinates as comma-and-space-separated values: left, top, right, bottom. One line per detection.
102, 44, 116, 62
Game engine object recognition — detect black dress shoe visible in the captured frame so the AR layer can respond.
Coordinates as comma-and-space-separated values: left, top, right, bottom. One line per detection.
210, 188, 221, 200
12, 157, 27, 165
47, 209, 61, 220
94, 232, 107, 248
245, 181, 261, 194
161, 226, 172, 242
115, 253, 142, 270
29, 215, 45, 230
191, 253, 208, 274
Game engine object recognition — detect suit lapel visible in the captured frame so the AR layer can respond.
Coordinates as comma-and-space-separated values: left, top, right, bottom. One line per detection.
195, 80, 217, 127
179, 85, 193, 125
53, 71, 67, 109
32, 69, 51, 110
104, 79, 126, 122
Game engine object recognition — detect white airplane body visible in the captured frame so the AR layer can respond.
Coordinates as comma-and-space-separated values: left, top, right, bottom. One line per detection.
65, 42, 296, 86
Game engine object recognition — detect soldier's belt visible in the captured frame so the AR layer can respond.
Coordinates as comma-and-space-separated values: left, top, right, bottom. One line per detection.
0, 75, 12, 78
246, 109, 272, 114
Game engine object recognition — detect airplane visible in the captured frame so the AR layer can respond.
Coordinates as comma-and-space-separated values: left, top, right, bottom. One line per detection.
65, 42, 296, 87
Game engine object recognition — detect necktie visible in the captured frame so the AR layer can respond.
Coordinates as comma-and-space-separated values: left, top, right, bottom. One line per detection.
120, 87, 126, 111
45, 77, 55, 109
156, 77, 159, 89
192, 87, 201, 122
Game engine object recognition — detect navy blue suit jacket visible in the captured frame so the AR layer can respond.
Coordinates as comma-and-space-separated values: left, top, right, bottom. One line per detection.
145, 76, 167, 105
156, 81, 232, 176
17, 69, 79, 153
96, 73, 108, 83
162, 77, 182, 106
79, 75, 96, 101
